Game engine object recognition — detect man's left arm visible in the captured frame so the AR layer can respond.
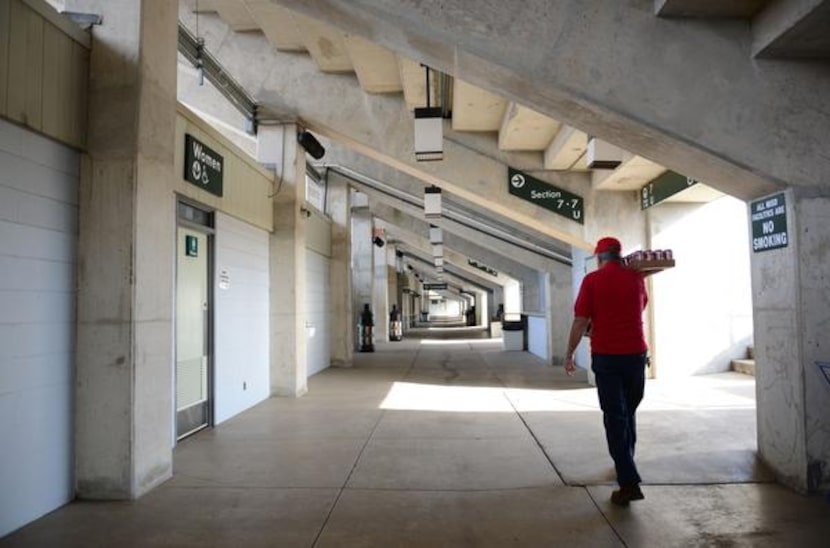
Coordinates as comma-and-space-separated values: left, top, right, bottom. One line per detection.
564, 316, 590, 376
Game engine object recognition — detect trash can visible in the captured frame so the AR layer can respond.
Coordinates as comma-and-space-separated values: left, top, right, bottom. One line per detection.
502, 320, 523, 351
359, 303, 375, 352
389, 305, 402, 341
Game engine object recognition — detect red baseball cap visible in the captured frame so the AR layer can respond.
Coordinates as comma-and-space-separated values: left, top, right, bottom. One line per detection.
594, 237, 622, 255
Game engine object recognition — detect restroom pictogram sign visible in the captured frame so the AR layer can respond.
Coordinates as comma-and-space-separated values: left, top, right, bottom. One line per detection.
184, 134, 224, 197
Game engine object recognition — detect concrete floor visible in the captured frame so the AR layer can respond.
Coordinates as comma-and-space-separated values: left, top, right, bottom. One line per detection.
3, 335, 830, 547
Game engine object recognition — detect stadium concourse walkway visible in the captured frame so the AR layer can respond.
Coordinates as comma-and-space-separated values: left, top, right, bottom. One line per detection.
4, 332, 830, 547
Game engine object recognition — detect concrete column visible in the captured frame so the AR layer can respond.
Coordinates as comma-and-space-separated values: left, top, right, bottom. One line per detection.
388, 248, 399, 319
73, 0, 178, 499
328, 177, 353, 367
372, 232, 390, 342
478, 290, 489, 328
351, 198, 374, 343
543, 262, 573, 364
751, 188, 830, 493
270, 125, 308, 397
521, 276, 542, 314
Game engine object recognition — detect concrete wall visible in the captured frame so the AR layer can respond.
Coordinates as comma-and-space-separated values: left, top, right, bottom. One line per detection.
0, 0, 89, 149
649, 197, 754, 377
213, 212, 270, 424
0, 118, 78, 536
305, 207, 332, 257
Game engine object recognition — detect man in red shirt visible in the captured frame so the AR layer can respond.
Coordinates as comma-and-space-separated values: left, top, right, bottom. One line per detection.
565, 237, 649, 506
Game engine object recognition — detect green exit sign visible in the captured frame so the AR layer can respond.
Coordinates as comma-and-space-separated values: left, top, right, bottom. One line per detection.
508, 168, 584, 224
185, 235, 199, 257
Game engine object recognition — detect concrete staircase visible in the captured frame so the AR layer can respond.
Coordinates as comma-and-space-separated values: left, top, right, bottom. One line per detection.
731, 346, 756, 376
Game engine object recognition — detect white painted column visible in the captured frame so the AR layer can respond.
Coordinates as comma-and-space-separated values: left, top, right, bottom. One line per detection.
570, 247, 592, 377
270, 125, 308, 397
74, 0, 178, 499
751, 188, 830, 493
328, 176, 353, 367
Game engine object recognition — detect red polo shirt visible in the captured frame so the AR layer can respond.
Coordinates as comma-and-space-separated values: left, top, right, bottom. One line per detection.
574, 261, 648, 355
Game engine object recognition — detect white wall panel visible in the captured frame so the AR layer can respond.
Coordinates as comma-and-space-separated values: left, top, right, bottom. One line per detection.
527, 315, 548, 361
0, 119, 77, 537
213, 212, 270, 425
305, 250, 331, 377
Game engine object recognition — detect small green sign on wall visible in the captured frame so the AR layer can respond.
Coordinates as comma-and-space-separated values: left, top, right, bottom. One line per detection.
185, 235, 199, 257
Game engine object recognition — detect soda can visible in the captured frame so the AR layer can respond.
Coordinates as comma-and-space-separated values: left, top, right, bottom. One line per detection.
654, 250, 665, 260
664, 249, 673, 260
643, 250, 654, 261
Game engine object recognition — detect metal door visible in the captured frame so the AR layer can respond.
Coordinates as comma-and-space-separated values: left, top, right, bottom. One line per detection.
176, 226, 211, 438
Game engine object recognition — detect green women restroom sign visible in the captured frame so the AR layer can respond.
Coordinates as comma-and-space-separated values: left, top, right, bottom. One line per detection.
184, 134, 224, 197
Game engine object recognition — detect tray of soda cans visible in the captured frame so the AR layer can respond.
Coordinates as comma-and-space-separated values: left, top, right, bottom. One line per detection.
623, 249, 675, 275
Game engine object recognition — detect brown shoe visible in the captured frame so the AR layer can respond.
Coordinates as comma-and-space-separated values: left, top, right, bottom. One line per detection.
611, 484, 645, 506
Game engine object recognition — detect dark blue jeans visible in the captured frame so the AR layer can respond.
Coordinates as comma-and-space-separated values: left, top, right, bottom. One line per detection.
592, 353, 647, 487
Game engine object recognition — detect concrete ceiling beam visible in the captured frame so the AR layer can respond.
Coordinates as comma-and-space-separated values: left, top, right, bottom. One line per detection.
344, 35, 403, 93
319, 139, 571, 252
244, 1, 306, 51
290, 12, 353, 72
268, 0, 819, 199
592, 154, 666, 192
193, 1, 220, 12
377, 220, 508, 291
451, 79, 507, 132
369, 200, 539, 283
398, 56, 431, 111
665, 184, 725, 203
180, 3, 597, 249
498, 102, 560, 151
752, 0, 830, 59
544, 125, 588, 170
335, 169, 565, 273
380, 222, 513, 288
655, 0, 767, 18
213, 0, 260, 31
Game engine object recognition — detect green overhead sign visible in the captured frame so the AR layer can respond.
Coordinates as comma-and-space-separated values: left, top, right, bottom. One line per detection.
641, 171, 697, 209
750, 193, 788, 253
184, 134, 224, 197
424, 283, 448, 291
508, 168, 584, 224
468, 259, 498, 277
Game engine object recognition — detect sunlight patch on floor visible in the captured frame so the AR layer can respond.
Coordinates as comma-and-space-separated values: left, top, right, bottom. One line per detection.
379, 376, 756, 413
419, 338, 501, 346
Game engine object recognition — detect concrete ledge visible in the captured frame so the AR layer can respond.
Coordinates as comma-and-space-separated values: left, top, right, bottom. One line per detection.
731, 359, 756, 376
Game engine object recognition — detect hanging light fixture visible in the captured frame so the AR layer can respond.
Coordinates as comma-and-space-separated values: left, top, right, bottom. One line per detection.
414, 66, 443, 161
424, 186, 442, 219
429, 225, 443, 244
